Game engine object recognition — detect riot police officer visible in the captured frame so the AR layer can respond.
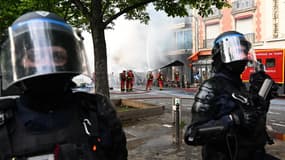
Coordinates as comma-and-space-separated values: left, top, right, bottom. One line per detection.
0, 11, 127, 159
184, 31, 278, 160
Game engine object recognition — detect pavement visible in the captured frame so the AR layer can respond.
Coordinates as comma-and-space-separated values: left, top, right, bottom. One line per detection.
110, 85, 285, 160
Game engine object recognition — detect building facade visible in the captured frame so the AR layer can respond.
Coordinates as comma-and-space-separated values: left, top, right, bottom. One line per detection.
188, 0, 285, 84
164, 15, 193, 86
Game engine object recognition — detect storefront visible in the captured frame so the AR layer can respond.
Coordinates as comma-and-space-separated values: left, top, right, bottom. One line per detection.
157, 60, 185, 87
188, 49, 212, 85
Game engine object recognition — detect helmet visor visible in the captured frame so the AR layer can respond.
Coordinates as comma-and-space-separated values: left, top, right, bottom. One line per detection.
215, 34, 252, 63
0, 18, 86, 91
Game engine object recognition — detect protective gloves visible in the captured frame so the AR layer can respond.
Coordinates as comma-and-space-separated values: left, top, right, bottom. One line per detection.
249, 71, 278, 100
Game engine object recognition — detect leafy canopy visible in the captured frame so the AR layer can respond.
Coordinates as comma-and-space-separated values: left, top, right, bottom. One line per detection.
0, 0, 230, 38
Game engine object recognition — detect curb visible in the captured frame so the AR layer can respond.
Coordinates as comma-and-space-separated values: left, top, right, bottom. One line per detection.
110, 89, 149, 94
110, 91, 149, 95
119, 96, 194, 100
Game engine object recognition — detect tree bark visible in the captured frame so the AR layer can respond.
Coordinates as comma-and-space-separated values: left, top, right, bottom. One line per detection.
91, 0, 110, 97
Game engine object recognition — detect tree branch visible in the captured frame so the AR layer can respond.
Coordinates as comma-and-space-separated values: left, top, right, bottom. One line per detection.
63, 2, 71, 20
102, 0, 111, 14
103, 0, 157, 27
71, 0, 91, 20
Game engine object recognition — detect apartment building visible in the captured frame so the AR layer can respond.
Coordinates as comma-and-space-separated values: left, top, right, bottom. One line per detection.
188, 0, 285, 84
164, 16, 193, 86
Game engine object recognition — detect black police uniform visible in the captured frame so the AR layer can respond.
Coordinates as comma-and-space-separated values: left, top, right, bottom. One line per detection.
185, 69, 270, 160
0, 10, 128, 159
0, 90, 128, 160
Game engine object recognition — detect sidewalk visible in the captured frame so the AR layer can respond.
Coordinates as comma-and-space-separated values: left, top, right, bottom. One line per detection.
124, 106, 285, 160
110, 87, 285, 160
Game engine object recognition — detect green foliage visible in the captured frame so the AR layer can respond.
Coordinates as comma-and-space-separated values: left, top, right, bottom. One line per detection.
0, 0, 87, 41
0, 0, 230, 43
0, 0, 22, 41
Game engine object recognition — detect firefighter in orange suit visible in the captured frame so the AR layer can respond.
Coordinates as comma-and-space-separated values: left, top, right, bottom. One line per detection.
120, 70, 126, 91
130, 70, 135, 91
157, 71, 164, 90
145, 71, 154, 91
174, 70, 180, 87
126, 70, 135, 92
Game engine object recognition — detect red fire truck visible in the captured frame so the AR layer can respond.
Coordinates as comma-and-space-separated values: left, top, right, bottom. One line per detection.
241, 48, 285, 94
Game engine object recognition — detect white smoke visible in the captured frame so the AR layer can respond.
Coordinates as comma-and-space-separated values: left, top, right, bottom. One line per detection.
83, 5, 181, 76
105, 5, 178, 73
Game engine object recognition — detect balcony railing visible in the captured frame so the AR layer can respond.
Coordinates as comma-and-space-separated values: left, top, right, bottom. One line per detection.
232, 0, 255, 12
171, 17, 192, 29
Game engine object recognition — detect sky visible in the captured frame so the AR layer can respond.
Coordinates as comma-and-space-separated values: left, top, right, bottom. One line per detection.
82, 5, 181, 76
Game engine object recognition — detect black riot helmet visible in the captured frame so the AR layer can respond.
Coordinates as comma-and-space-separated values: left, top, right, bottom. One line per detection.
211, 31, 255, 74
0, 11, 88, 95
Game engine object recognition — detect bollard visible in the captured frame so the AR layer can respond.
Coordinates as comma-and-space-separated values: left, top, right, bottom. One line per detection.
176, 102, 180, 146
172, 98, 181, 123
173, 97, 181, 146
171, 98, 176, 124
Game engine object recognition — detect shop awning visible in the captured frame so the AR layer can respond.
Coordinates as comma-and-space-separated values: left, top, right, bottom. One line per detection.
188, 52, 199, 61
159, 60, 184, 70
187, 50, 212, 62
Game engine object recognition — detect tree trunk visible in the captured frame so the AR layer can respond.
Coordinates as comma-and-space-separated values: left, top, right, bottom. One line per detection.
91, 0, 110, 97
91, 23, 109, 97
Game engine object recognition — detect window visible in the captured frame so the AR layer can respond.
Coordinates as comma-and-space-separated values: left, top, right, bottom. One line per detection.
266, 58, 275, 68
236, 18, 253, 34
184, 30, 192, 49
232, 0, 255, 11
205, 24, 219, 48
175, 29, 192, 50
247, 58, 261, 67
206, 24, 219, 39
235, 17, 255, 45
